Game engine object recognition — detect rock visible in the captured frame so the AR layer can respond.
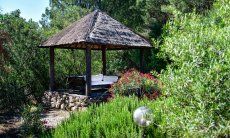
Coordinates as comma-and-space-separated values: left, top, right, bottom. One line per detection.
51, 97, 56, 102
57, 100, 61, 104
60, 104, 65, 110
48, 91, 52, 96
44, 93, 49, 99
68, 103, 75, 108
69, 96, 73, 100
51, 102, 56, 108
75, 98, 79, 102
55, 103, 60, 109
57, 96, 61, 101
75, 102, 81, 107
71, 106, 78, 111
69, 96, 76, 103
62, 94, 67, 98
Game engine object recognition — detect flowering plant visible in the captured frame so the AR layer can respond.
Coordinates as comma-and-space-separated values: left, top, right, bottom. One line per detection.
109, 69, 160, 99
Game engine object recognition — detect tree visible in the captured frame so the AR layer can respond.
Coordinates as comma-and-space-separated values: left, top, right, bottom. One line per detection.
159, 0, 230, 136
0, 10, 49, 111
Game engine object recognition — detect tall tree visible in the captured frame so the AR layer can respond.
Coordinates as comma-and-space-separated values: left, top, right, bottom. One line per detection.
0, 10, 49, 111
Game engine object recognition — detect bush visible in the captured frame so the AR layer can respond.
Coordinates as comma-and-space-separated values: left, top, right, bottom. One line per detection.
0, 10, 49, 111
42, 96, 166, 138
157, 0, 230, 136
20, 104, 44, 137
109, 69, 160, 98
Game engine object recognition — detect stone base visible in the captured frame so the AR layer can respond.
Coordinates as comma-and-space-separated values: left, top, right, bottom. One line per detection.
43, 91, 89, 111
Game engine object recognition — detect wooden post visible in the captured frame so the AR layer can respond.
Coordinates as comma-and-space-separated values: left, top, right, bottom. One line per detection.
49, 47, 55, 91
85, 46, 91, 96
140, 49, 144, 72
102, 47, 106, 75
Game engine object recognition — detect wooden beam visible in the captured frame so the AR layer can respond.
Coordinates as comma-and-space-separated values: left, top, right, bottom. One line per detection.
85, 46, 91, 96
102, 47, 106, 75
140, 49, 144, 72
49, 47, 55, 91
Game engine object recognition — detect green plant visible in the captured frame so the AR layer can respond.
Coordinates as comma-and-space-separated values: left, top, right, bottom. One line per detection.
20, 104, 44, 137
42, 96, 165, 138
141, 73, 159, 94
0, 10, 49, 111
158, 0, 230, 136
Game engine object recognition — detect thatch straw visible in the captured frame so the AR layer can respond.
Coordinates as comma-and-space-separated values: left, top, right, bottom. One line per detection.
40, 10, 152, 50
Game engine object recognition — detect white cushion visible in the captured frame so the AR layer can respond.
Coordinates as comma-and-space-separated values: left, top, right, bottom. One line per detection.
103, 76, 118, 82
91, 74, 103, 81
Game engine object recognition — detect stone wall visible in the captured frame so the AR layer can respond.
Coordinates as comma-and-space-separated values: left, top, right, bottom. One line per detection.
43, 91, 89, 111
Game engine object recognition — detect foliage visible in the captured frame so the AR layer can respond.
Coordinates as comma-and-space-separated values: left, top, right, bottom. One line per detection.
0, 31, 11, 71
40, 4, 90, 36
47, 0, 215, 39
20, 104, 44, 137
43, 1, 229, 137
168, 0, 214, 13
42, 96, 165, 138
110, 69, 160, 98
158, 0, 230, 136
0, 10, 49, 111
48, 0, 146, 31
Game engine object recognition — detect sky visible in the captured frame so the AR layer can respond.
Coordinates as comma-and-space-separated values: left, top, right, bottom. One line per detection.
0, 0, 49, 22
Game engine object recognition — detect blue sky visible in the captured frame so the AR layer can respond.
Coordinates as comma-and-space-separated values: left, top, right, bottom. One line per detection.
0, 0, 49, 22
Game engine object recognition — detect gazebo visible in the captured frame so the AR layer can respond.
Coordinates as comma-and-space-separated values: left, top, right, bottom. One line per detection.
39, 10, 152, 96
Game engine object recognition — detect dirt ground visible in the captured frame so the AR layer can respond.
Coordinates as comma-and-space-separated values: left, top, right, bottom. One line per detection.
0, 112, 21, 137
0, 109, 71, 137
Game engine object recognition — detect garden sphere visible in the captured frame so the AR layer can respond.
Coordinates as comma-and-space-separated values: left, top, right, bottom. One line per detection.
133, 106, 153, 127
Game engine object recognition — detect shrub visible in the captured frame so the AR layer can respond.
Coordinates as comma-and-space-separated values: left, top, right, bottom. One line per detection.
157, 0, 230, 136
20, 104, 44, 137
42, 96, 166, 138
109, 69, 160, 98
0, 10, 49, 111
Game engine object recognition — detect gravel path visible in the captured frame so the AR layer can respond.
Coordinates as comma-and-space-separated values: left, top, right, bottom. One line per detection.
41, 109, 70, 128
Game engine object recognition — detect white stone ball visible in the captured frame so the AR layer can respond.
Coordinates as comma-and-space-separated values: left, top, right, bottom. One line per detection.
133, 106, 153, 127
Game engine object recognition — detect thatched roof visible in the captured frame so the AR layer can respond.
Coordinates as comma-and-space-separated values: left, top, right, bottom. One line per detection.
40, 10, 152, 50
